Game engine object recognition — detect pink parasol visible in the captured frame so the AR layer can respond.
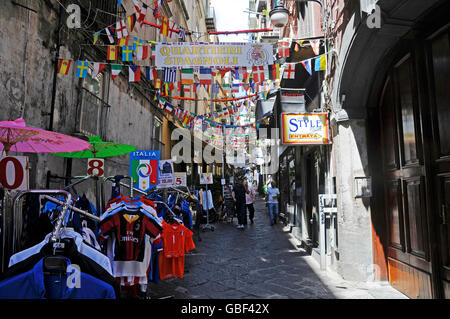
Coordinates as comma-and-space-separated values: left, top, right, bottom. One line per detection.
0, 118, 91, 156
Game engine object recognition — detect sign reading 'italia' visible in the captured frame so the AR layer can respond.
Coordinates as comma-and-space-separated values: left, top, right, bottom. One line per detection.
155, 42, 274, 68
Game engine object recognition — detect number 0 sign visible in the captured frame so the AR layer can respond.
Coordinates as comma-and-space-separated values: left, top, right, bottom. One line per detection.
87, 158, 105, 177
0, 156, 29, 191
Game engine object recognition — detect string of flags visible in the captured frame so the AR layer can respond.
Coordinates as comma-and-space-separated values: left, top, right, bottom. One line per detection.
94, 0, 188, 46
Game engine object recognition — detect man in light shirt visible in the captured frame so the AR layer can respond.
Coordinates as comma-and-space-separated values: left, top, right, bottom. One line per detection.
267, 181, 280, 226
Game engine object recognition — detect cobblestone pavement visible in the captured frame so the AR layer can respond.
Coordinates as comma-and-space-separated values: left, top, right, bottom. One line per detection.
147, 197, 408, 299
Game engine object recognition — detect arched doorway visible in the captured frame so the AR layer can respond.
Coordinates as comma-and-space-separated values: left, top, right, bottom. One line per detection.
373, 13, 450, 299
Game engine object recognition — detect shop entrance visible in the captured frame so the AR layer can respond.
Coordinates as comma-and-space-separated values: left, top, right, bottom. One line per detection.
374, 14, 450, 298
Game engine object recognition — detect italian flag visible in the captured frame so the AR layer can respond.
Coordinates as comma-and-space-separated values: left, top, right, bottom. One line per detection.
181, 68, 194, 85
111, 64, 123, 80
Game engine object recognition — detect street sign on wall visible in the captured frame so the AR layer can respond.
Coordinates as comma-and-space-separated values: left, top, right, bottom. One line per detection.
130, 150, 159, 192
87, 158, 104, 177
281, 113, 330, 145
0, 156, 29, 191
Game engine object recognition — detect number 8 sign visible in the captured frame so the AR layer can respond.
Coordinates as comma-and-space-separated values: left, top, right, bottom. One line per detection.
87, 158, 105, 177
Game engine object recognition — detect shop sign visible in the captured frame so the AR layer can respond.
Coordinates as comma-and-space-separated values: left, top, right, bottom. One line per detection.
200, 173, 213, 185
0, 156, 29, 191
130, 150, 159, 192
281, 113, 330, 145
158, 160, 174, 188
87, 158, 104, 177
174, 172, 187, 187
280, 89, 306, 113
155, 42, 274, 68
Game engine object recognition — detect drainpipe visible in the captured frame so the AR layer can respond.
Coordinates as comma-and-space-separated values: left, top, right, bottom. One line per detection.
48, 3, 62, 131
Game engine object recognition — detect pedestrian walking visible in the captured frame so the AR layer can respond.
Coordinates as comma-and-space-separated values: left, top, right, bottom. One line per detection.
244, 178, 256, 224
267, 181, 280, 226
232, 175, 249, 229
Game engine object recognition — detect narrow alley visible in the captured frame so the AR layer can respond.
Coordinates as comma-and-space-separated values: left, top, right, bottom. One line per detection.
147, 198, 407, 299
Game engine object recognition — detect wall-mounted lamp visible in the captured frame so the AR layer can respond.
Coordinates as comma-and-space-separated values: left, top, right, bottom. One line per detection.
269, 0, 290, 28
269, 0, 326, 31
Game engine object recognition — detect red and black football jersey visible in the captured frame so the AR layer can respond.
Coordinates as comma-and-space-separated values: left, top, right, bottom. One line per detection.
100, 209, 162, 262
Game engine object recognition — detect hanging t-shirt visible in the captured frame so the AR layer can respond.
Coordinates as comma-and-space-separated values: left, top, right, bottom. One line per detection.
159, 221, 195, 280
100, 210, 162, 262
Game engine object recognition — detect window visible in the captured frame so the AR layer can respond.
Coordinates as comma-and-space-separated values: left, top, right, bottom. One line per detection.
82, 66, 104, 99
153, 116, 163, 142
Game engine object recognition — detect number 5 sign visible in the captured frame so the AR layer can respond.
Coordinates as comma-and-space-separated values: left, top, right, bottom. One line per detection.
174, 172, 187, 187
0, 156, 29, 191
87, 158, 105, 177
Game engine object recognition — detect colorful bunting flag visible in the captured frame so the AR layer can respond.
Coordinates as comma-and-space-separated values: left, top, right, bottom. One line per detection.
252, 66, 265, 83
151, 44, 156, 61
268, 64, 280, 80
132, 36, 143, 51
107, 45, 118, 61
117, 36, 129, 47
310, 40, 321, 56
153, 0, 161, 19
127, 13, 137, 33
76, 61, 89, 78
105, 25, 115, 44
138, 3, 148, 26
301, 59, 312, 75
314, 55, 327, 71
168, 21, 177, 39
165, 102, 173, 114
111, 64, 123, 80
155, 78, 162, 89
164, 67, 177, 83
158, 98, 166, 110
136, 45, 149, 60
160, 17, 169, 36
116, 20, 128, 39
199, 67, 212, 85
278, 39, 291, 58
57, 59, 71, 75
92, 63, 105, 78
178, 27, 186, 42
283, 63, 296, 79
129, 65, 141, 82
181, 68, 194, 85
122, 45, 134, 61
93, 31, 100, 45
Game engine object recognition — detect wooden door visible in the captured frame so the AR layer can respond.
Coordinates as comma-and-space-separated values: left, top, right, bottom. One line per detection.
379, 52, 434, 298
425, 25, 450, 298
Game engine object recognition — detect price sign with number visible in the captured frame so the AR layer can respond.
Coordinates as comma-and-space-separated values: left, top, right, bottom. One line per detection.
87, 158, 105, 177
0, 156, 29, 191
174, 172, 187, 187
